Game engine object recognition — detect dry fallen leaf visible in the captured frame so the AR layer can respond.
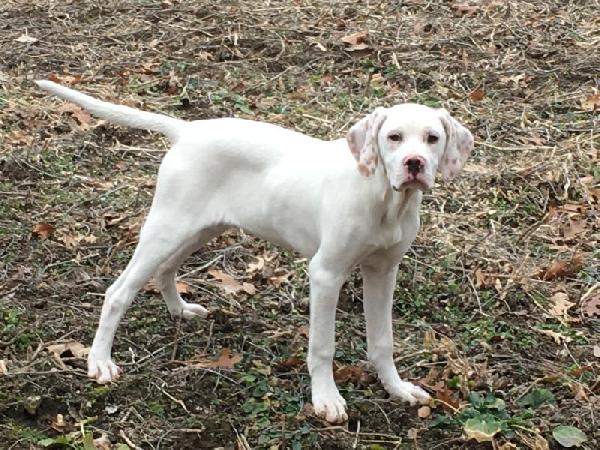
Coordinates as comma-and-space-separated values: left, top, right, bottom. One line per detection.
32, 223, 55, 239
582, 295, 600, 317
469, 88, 485, 101
435, 387, 460, 411
93, 434, 113, 450
246, 257, 265, 274
192, 347, 241, 369
561, 218, 587, 240
5, 130, 33, 146
277, 355, 303, 370
580, 92, 600, 111
341, 30, 370, 51
175, 281, 193, 295
47, 341, 90, 359
593, 345, 600, 358
15, 34, 38, 43
166, 69, 179, 95
537, 328, 572, 345
450, 2, 480, 16
208, 269, 256, 296
334, 365, 368, 384
569, 382, 588, 401
47, 73, 82, 86
60, 103, 93, 129
548, 292, 575, 322
538, 255, 583, 281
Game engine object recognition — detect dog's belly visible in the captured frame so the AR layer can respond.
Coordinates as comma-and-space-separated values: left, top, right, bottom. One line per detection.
241, 222, 319, 258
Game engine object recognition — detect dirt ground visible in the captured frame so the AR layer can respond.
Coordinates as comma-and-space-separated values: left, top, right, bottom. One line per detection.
1, 0, 599, 449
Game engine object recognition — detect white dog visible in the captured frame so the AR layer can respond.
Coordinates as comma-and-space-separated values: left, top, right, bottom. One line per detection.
36, 80, 473, 423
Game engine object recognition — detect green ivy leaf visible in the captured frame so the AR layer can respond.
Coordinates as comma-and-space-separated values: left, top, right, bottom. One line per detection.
82, 431, 95, 450
468, 392, 484, 408
463, 416, 501, 442
38, 435, 72, 447
518, 388, 555, 408
552, 426, 587, 447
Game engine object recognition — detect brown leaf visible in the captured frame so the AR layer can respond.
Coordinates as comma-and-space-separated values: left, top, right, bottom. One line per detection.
582, 295, 600, 317
561, 218, 587, 239
334, 365, 368, 384
59, 103, 93, 129
435, 387, 460, 412
474, 268, 494, 288
537, 328, 571, 345
47, 73, 82, 86
450, 2, 480, 16
341, 30, 368, 46
47, 341, 90, 359
548, 292, 575, 322
469, 88, 485, 101
538, 255, 583, 281
32, 223, 54, 239
57, 230, 97, 250
208, 269, 255, 296
297, 325, 309, 338
277, 355, 303, 370
175, 281, 194, 295
5, 130, 33, 146
581, 92, 600, 111
193, 347, 241, 369
246, 257, 265, 274
570, 382, 588, 401
166, 69, 179, 95
93, 434, 113, 450
341, 31, 371, 52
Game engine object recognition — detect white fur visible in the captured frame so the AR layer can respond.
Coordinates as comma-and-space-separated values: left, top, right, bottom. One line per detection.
36, 80, 473, 424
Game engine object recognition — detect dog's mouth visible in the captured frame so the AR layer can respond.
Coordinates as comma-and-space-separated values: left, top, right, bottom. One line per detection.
394, 176, 431, 192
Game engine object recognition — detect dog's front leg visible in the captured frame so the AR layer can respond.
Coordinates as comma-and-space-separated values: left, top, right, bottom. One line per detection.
361, 262, 431, 405
307, 256, 348, 423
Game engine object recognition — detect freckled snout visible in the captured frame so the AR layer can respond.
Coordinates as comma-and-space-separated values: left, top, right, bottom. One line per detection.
403, 155, 426, 177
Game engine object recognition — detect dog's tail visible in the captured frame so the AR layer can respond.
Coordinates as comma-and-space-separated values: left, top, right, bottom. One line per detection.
35, 80, 184, 142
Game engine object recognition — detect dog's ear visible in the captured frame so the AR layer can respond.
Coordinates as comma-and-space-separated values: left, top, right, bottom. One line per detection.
437, 109, 474, 180
346, 107, 388, 177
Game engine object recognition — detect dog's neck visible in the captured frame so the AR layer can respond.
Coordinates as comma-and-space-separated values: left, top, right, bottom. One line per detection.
370, 164, 423, 225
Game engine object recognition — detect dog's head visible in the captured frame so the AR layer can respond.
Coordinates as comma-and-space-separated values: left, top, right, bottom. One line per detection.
346, 104, 474, 191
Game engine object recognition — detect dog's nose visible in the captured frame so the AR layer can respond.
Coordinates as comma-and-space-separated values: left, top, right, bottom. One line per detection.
404, 157, 425, 176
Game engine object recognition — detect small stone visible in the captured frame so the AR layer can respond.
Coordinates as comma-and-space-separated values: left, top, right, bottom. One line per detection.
418, 405, 431, 418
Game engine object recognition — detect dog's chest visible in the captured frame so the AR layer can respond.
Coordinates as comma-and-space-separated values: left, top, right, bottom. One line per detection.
366, 196, 421, 251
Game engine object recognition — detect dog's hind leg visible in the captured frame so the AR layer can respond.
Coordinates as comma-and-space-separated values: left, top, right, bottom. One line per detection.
87, 212, 205, 383
155, 225, 226, 319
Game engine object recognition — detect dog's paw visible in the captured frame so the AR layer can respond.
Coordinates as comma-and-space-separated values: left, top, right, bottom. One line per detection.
312, 390, 348, 423
387, 380, 431, 405
87, 356, 121, 384
171, 302, 209, 320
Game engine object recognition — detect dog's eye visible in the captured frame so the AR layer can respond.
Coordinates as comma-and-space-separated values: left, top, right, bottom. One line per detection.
388, 133, 402, 142
427, 134, 439, 144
